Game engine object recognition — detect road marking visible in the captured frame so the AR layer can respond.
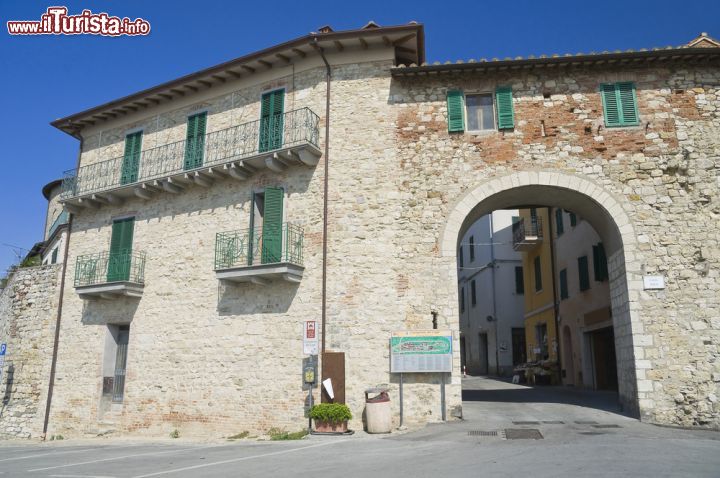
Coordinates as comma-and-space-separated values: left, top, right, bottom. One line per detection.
132, 440, 349, 478
28, 447, 206, 472
50, 475, 116, 478
0, 448, 96, 463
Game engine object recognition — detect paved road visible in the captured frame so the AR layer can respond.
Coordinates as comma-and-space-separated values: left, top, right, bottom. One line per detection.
0, 376, 717, 477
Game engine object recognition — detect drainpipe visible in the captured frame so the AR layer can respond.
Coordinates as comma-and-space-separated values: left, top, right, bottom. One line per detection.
313, 37, 331, 357
547, 207, 562, 382
42, 131, 82, 439
488, 214, 499, 375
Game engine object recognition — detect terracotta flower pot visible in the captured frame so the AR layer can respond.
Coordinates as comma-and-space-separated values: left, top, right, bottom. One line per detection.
313, 419, 348, 433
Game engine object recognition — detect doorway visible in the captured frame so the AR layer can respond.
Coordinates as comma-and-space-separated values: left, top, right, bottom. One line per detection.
478, 333, 489, 375
590, 327, 618, 391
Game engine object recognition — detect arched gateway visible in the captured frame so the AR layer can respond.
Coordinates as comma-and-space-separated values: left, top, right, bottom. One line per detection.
441, 171, 642, 417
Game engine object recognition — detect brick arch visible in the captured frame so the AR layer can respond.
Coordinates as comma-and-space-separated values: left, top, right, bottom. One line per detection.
440, 171, 644, 419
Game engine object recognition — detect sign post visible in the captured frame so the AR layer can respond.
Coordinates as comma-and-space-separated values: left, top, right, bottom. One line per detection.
390, 331, 452, 423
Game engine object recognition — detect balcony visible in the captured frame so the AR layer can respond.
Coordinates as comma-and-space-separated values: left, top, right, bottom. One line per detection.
74, 250, 146, 299
60, 108, 321, 210
512, 217, 543, 251
215, 223, 304, 284
48, 210, 69, 239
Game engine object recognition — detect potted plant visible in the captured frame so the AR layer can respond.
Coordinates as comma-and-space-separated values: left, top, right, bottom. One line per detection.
309, 403, 352, 433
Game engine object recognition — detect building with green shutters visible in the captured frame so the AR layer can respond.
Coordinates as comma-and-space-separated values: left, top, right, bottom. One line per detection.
9, 25, 718, 438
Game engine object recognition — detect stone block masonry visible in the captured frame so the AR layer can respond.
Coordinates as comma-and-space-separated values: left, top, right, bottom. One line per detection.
0, 265, 61, 439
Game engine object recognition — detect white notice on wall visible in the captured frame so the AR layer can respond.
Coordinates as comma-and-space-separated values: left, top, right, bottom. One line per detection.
643, 275, 665, 290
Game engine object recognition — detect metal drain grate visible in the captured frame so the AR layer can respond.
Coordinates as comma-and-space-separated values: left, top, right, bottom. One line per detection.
512, 421, 540, 425
592, 424, 622, 429
574, 420, 599, 425
468, 430, 498, 437
505, 428, 543, 440
541, 420, 565, 424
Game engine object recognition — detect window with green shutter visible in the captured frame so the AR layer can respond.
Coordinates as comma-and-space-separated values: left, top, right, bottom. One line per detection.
515, 266, 524, 295
446, 90, 465, 133
120, 132, 142, 185
593, 243, 609, 282
578, 255, 590, 291
261, 187, 284, 264
601, 82, 639, 127
107, 217, 134, 282
259, 89, 285, 152
495, 86, 515, 130
555, 208, 564, 236
184, 112, 207, 170
559, 269, 569, 300
569, 212, 577, 227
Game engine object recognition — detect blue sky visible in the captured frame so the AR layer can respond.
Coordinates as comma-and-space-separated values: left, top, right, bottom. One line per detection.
1, 0, 718, 272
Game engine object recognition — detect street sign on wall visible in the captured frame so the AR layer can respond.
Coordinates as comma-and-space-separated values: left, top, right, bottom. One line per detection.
303, 321, 318, 355
390, 330, 452, 373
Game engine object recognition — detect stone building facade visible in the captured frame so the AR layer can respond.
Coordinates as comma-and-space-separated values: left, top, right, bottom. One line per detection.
458, 210, 524, 376
10, 25, 716, 438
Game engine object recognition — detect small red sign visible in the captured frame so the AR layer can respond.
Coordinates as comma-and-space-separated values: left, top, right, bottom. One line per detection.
305, 321, 316, 339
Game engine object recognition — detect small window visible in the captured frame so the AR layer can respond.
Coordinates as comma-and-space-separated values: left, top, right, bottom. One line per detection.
466, 94, 495, 131
578, 255, 590, 291
601, 82, 639, 127
471, 280, 477, 306
534, 256, 542, 292
559, 269, 569, 300
515, 266, 524, 295
469, 236, 475, 262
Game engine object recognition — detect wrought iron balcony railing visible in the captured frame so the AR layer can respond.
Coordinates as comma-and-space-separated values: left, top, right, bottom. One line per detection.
512, 217, 543, 248
47, 210, 69, 239
215, 223, 304, 270
61, 108, 320, 200
74, 250, 146, 287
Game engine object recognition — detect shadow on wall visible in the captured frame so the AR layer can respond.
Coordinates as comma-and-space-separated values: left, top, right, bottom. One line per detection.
216, 280, 300, 316
81, 298, 140, 325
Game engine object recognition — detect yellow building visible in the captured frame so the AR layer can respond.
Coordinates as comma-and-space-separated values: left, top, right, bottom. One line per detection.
513, 208, 558, 382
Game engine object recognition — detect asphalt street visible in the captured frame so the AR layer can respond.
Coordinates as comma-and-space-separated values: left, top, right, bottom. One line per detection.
0, 376, 717, 477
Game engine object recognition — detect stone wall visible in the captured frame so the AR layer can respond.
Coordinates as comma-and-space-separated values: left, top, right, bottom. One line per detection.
0, 265, 61, 439
391, 63, 720, 427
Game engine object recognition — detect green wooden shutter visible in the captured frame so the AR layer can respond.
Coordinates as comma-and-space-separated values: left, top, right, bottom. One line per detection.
601, 82, 639, 127
617, 82, 639, 125
555, 209, 564, 235
259, 90, 285, 152
534, 256, 542, 292
515, 266, 524, 294
559, 269, 568, 300
593, 243, 608, 281
495, 86, 515, 129
107, 217, 134, 282
261, 187, 284, 263
184, 112, 207, 170
569, 212, 577, 227
446, 90, 465, 133
578, 255, 590, 291
121, 132, 142, 185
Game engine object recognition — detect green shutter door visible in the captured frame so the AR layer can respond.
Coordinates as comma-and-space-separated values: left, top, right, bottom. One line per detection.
261, 187, 284, 263
184, 112, 207, 170
120, 132, 142, 185
578, 256, 590, 291
446, 90, 464, 133
495, 87, 515, 129
107, 217, 135, 282
259, 90, 285, 152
